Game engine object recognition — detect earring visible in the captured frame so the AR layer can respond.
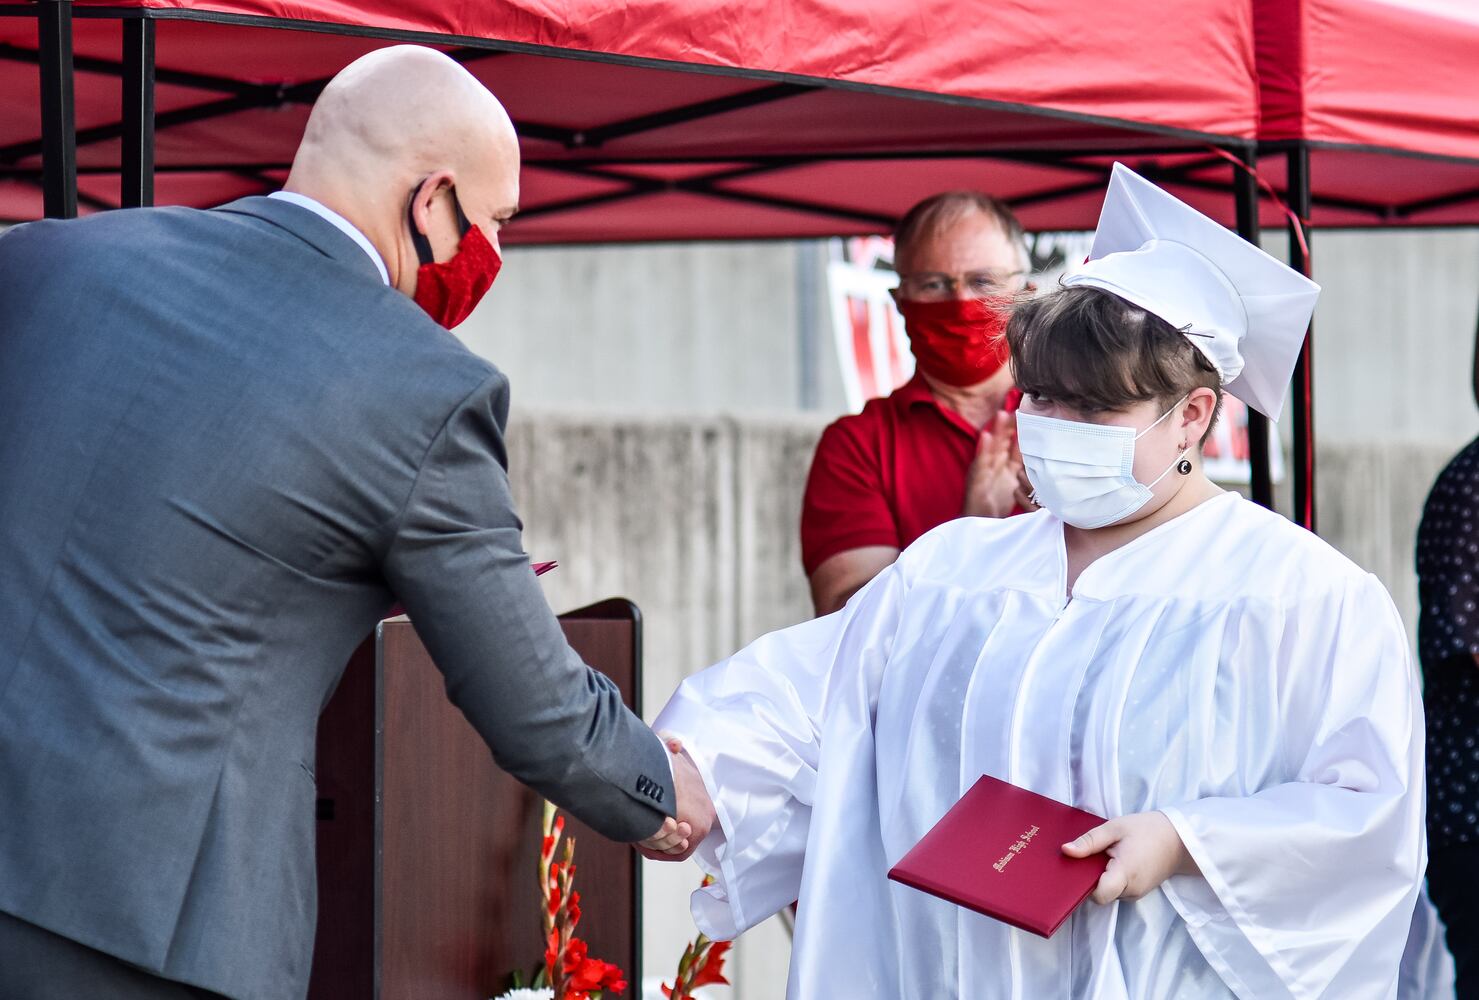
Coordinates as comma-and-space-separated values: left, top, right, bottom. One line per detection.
1177, 458, 1193, 476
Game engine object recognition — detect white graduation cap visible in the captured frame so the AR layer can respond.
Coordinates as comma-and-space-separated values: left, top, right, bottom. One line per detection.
1062, 162, 1319, 420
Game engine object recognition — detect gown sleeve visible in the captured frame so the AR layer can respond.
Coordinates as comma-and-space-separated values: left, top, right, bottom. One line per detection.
1158, 572, 1425, 1000
653, 561, 909, 940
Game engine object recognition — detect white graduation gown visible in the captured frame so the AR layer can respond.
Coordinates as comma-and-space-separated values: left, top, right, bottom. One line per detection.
655, 493, 1424, 999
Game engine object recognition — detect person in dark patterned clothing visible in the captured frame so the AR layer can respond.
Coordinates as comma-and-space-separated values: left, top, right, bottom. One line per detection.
1421, 323, 1479, 999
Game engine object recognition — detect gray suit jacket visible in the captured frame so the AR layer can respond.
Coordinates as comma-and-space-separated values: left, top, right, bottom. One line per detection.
0, 197, 675, 1000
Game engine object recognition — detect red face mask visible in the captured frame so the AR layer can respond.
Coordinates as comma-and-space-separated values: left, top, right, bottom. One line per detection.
409, 189, 502, 329
897, 296, 1011, 387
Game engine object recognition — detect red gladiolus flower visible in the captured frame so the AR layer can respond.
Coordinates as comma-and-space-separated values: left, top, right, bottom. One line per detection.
569, 957, 625, 994
662, 918, 732, 1000
568, 960, 603, 991
562, 937, 589, 974
526, 803, 626, 1000
689, 940, 732, 988
600, 962, 628, 993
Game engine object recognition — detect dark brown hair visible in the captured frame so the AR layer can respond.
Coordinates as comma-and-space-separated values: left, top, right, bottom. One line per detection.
1006, 285, 1223, 437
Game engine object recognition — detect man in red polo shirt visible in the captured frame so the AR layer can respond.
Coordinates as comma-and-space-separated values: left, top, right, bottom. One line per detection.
802, 192, 1034, 615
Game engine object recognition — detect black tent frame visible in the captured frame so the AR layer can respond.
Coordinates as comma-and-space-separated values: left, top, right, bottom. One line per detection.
7, 0, 1345, 527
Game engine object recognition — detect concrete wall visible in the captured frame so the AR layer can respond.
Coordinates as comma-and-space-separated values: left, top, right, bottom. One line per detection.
1282, 229, 1479, 447
1313, 443, 1459, 639
463, 231, 1479, 450
461, 241, 845, 419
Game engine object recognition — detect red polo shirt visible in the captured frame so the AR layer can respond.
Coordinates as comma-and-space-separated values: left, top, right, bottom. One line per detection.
800, 377, 1022, 576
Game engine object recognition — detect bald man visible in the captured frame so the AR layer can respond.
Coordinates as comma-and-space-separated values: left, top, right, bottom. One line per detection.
0, 46, 703, 1000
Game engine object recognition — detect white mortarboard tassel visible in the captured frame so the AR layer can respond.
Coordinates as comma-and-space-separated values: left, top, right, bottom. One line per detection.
1063, 163, 1320, 421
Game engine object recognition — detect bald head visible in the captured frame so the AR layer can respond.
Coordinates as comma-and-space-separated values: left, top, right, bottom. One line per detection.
285, 45, 520, 295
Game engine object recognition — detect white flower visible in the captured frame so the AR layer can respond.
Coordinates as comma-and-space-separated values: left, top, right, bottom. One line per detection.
492, 990, 555, 1000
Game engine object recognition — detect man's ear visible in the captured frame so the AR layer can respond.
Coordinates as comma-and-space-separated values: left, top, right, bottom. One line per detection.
409, 170, 456, 238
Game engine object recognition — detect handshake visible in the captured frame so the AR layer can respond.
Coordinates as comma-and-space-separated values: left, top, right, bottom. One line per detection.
636, 735, 716, 863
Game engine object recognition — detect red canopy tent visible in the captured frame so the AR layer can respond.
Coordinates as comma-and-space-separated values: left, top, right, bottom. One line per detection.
4, 0, 1477, 526
1255, 0, 1479, 226
2, 0, 1267, 234
1252, 0, 1479, 529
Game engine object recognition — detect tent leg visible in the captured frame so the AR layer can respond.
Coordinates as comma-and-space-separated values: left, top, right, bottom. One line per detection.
38, 0, 77, 219
121, 17, 156, 208
1287, 143, 1316, 531
1232, 147, 1274, 511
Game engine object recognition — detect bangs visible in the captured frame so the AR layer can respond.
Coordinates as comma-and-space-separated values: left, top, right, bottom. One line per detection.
1005, 285, 1218, 414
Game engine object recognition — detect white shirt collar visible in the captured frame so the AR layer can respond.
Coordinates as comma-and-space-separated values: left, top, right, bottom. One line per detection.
267, 191, 390, 286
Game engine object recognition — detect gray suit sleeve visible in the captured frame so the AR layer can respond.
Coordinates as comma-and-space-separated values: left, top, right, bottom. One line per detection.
381, 371, 675, 842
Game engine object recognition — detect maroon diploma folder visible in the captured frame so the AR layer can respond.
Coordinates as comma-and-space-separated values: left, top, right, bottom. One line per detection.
887, 775, 1109, 938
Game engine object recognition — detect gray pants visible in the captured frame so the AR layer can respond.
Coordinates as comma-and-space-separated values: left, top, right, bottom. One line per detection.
0, 910, 228, 999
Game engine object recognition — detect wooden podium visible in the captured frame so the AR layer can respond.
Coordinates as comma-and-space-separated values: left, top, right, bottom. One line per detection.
308, 599, 645, 1000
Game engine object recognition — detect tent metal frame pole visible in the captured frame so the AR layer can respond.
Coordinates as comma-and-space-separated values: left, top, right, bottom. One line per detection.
1232, 149, 1274, 510
121, 17, 155, 208
1287, 143, 1316, 531
524, 159, 900, 227
37, 0, 77, 219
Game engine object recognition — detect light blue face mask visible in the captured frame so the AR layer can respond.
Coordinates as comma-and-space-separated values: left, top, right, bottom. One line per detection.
1015, 398, 1190, 530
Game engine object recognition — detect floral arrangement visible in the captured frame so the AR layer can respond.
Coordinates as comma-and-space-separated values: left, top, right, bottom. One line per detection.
495, 801, 626, 1000
661, 877, 732, 1000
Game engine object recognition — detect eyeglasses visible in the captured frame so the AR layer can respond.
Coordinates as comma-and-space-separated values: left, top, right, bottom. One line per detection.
896, 269, 1028, 301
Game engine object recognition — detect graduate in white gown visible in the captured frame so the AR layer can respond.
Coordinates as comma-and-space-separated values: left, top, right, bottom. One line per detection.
651, 165, 1425, 999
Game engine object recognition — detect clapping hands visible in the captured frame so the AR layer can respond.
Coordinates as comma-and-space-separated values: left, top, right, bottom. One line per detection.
963, 410, 1030, 518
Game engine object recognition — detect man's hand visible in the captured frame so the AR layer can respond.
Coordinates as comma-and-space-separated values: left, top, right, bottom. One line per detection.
1061, 811, 1199, 904
636, 735, 716, 863
962, 410, 1024, 519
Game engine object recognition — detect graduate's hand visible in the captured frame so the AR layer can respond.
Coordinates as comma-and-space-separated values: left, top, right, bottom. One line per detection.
637, 816, 692, 857
635, 736, 715, 864
963, 410, 1022, 519
1062, 810, 1199, 904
